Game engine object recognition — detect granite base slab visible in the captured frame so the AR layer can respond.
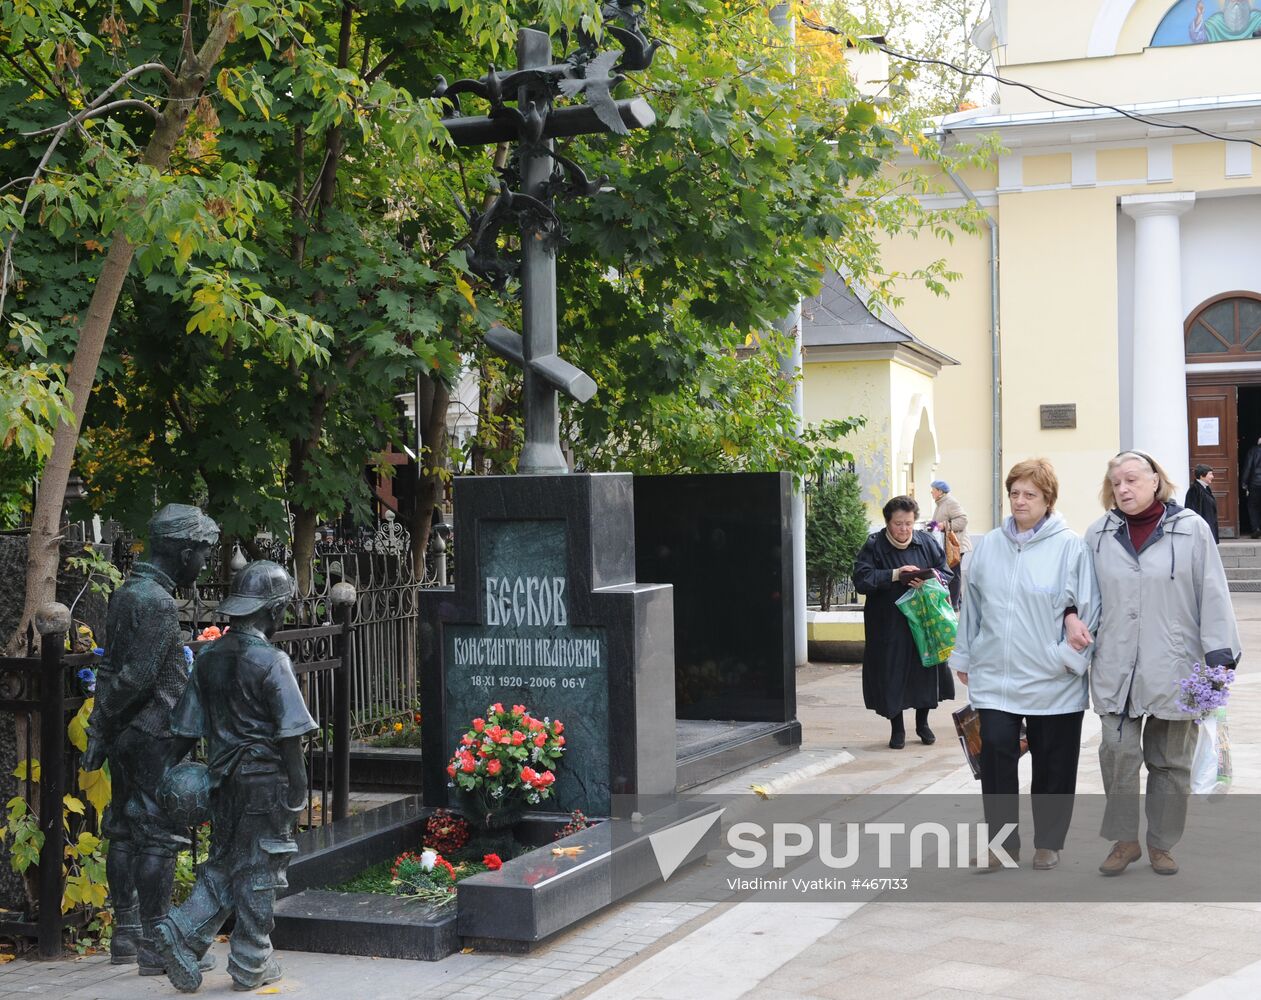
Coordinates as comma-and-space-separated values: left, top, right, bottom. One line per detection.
675, 719, 802, 791
272, 890, 457, 961
274, 797, 721, 960
456, 798, 723, 948
350, 747, 425, 792
285, 794, 429, 897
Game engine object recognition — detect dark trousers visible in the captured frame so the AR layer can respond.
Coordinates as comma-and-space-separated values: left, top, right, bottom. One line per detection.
978, 709, 1083, 854
1248, 489, 1261, 535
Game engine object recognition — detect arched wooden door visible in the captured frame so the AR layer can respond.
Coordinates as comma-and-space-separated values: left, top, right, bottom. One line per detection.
1185, 292, 1261, 538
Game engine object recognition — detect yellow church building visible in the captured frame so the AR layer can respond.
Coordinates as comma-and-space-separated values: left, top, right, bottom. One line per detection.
805, 0, 1261, 537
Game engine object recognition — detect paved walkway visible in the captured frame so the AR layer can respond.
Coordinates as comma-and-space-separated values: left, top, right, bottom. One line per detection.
3, 595, 1259, 1000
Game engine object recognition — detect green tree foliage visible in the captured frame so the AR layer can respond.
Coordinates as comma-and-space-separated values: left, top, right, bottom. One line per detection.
2, 0, 983, 609
806, 469, 869, 610
550, 1, 982, 475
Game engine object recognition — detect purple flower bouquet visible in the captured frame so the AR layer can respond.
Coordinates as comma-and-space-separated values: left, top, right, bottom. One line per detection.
1176, 661, 1232, 723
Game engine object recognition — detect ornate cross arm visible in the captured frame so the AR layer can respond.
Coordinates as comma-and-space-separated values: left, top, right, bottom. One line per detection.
441, 97, 655, 147
432, 25, 656, 475
485, 324, 597, 404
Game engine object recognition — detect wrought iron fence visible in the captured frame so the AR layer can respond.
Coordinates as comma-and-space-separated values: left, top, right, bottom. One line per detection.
0, 615, 96, 958
110, 514, 454, 740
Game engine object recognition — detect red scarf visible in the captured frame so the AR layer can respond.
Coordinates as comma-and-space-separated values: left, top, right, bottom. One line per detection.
1123, 498, 1165, 551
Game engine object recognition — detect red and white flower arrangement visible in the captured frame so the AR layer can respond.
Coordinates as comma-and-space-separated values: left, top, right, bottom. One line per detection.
446, 703, 566, 808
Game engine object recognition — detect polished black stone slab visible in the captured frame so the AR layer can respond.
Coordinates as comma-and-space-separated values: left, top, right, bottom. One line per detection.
634, 472, 795, 723
272, 890, 458, 961
345, 747, 425, 792
456, 798, 722, 946
675, 719, 802, 791
279, 790, 721, 957
285, 795, 428, 897
421, 473, 676, 817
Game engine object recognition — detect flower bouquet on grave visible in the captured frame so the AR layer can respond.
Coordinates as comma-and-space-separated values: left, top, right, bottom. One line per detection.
389, 849, 504, 906
447, 703, 566, 831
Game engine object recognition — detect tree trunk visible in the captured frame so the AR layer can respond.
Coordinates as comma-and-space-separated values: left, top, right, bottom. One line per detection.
291, 506, 318, 596
409, 376, 451, 579
3, 6, 243, 655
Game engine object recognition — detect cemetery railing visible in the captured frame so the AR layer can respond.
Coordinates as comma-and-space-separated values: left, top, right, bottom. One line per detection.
0, 605, 95, 959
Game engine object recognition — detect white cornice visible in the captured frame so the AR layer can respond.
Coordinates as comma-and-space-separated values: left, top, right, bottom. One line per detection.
804, 343, 952, 378
942, 95, 1261, 151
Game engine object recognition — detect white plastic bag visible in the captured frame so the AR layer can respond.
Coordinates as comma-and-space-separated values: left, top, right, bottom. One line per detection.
1191, 708, 1232, 795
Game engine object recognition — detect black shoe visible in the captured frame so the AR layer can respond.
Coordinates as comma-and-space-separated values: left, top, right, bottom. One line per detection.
916, 725, 936, 745
889, 730, 906, 750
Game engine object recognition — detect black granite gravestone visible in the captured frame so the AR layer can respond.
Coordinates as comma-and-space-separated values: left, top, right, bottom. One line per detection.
420, 473, 675, 818
633, 472, 795, 722
633, 472, 801, 788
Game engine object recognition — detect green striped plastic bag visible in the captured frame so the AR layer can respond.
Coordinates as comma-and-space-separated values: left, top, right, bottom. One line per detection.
895, 576, 958, 666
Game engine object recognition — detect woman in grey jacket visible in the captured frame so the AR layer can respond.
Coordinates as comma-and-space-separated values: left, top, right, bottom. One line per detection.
952, 459, 1099, 872
1086, 451, 1241, 877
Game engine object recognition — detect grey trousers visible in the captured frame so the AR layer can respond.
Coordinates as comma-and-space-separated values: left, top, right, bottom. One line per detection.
1097, 713, 1197, 851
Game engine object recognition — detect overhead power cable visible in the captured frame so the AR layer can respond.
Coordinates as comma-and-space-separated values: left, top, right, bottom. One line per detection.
799, 16, 1261, 152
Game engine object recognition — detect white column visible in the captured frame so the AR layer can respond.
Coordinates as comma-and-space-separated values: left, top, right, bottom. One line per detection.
1121, 192, 1194, 485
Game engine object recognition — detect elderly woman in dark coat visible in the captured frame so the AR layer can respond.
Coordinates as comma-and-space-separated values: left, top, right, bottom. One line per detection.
853, 495, 955, 749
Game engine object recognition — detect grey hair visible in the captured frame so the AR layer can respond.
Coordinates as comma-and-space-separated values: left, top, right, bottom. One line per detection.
1100, 451, 1176, 509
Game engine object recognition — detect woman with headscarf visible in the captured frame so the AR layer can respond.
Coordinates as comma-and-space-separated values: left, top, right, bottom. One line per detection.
853, 495, 955, 749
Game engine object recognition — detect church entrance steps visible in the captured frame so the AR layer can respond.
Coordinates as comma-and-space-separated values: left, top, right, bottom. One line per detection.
1220, 539, 1261, 591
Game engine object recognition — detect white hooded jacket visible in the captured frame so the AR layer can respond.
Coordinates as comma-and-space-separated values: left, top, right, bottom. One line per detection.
951, 512, 1100, 715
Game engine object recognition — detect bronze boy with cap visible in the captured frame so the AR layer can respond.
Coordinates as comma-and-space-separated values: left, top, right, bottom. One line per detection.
151, 560, 315, 993
84, 503, 219, 972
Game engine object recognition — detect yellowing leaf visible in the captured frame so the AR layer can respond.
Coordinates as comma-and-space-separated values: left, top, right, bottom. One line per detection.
63, 794, 85, 815
12, 759, 40, 782
750, 784, 771, 800
68, 702, 91, 752
78, 767, 111, 819
455, 275, 476, 311
551, 846, 585, 857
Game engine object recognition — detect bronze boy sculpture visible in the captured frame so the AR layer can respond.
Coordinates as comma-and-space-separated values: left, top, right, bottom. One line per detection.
84, 503, 220, 972
151, 560, 315, 992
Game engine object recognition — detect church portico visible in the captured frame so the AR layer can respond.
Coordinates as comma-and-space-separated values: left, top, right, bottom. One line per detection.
1121, 191, 1195, 484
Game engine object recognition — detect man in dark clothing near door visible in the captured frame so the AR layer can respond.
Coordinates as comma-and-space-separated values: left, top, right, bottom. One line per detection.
1243, 438, 1261, 537
1184, 464, 1220, 543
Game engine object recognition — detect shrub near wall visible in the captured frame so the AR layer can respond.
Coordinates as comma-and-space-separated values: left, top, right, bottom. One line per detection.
806, 471, 869, 611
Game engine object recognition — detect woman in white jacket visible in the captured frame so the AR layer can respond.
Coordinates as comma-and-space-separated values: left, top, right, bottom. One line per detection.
952, 459, 1099, 872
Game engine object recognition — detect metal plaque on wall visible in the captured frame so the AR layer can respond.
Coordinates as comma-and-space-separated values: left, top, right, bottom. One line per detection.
1040, 404, 1077, 430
